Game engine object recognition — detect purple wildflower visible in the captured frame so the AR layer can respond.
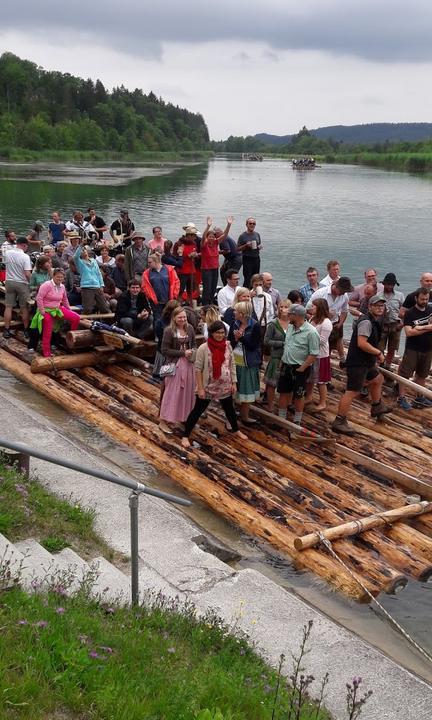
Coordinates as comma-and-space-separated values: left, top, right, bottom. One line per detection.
89, 651, 100, 659
53, 584, 67, 596
99, 646, 113, 654
36, 620, 49, 628
17, 620, 28, 626
55, 607, 66, 615
15, 483, 28, 497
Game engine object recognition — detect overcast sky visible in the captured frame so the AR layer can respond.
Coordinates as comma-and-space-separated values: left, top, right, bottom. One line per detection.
2, 0, 432, 139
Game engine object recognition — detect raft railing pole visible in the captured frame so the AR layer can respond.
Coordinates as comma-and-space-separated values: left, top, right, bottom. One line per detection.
0, 437, 191, 607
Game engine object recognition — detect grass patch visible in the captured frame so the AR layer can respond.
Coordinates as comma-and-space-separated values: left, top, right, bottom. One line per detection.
0, 588, 332, 720
0, 460, 120, 564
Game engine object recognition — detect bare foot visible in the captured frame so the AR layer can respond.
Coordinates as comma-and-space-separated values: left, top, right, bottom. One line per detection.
311, 405, 327, 414
180, 437, 191, 448
159, 421, 173, 434
233, 430, 247, 440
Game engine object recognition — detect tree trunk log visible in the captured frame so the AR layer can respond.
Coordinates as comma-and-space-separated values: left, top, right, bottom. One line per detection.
30, 349, 116, 373
294, 501, 432, 550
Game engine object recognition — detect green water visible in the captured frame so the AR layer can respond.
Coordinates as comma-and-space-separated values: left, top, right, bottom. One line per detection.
1, 158, 430, 295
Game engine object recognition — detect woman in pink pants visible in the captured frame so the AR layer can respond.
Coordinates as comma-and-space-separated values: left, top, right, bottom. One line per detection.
35, 269, 81, 357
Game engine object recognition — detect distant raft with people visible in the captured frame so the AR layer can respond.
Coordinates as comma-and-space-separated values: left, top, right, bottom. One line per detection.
242, 153, 263, 161
291, 157, 319, 169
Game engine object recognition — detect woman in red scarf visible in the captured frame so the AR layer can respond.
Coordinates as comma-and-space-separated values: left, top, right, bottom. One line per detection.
181, 321, 247, 448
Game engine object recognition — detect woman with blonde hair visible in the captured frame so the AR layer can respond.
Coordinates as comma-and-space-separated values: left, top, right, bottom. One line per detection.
159, 306, 196, 433
263, 298, 291, 411
304, 298, 333, 412
199, 304, 229, 339
228, 300, 261, 424
223, 287, 257, 327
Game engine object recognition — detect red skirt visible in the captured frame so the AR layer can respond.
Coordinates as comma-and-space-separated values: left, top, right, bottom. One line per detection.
311, 356, 331, 384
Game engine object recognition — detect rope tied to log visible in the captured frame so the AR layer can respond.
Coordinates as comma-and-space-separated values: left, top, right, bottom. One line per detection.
317, 532, 432, 667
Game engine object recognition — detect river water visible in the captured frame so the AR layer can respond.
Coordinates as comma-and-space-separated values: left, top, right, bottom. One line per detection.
1, 159, 432, 682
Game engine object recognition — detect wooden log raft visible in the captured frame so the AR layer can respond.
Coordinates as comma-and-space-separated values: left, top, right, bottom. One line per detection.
75, 366, 432, 583
53, 369, 408, 595
294, 502, 432, 550
103, 365, 432, 562
0, 347, 386, 601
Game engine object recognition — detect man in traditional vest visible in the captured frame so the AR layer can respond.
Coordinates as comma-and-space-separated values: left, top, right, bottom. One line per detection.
332, 294, 392, 435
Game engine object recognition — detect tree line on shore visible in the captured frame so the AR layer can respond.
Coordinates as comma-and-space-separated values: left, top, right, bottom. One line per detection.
0, 53, 209, 155
211, 126, 432, 172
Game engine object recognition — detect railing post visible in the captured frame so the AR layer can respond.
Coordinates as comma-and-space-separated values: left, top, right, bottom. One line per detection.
129, 490, 140, 606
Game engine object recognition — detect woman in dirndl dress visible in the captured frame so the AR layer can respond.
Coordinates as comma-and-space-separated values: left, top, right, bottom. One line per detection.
263, 298, 291, 411
228, 301, 262, 424
159, 306, 196, 433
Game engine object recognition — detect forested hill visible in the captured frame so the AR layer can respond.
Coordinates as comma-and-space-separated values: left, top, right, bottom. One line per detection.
256, 123, 432, 146
0, 53, 209, 153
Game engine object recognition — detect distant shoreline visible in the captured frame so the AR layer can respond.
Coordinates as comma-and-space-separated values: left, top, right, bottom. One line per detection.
0, 149, 214, 165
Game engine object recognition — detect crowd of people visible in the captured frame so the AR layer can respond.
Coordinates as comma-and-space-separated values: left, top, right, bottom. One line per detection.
2, 209, 432, 440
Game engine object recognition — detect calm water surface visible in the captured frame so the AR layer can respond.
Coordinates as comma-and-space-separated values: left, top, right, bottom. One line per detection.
1, 158, 430, 293
1, 159, 432, 681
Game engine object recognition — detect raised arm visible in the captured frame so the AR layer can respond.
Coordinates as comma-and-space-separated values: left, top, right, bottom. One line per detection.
217, 215, 234, 244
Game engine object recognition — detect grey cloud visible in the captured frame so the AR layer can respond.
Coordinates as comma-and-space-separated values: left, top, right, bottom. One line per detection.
233, 51, 251, 62
3, 0, 432, 63
262, 50, 280, 62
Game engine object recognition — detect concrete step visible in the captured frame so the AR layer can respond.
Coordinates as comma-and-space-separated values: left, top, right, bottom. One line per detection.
14, 538, 91, 593
90, 556, 131, 604
0, 532, 27, 589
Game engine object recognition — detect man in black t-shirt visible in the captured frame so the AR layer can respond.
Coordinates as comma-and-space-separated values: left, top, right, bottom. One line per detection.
400, 272, 432, 316
85, 208, 107, 241
397, 287, 432, 410
237, 217, 262, 288
332, 294, 392, 435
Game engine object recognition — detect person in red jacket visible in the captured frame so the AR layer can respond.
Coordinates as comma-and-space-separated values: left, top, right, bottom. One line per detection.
201, 215, 233, 305
141, 253, 180, 322
172, 223, 199, 306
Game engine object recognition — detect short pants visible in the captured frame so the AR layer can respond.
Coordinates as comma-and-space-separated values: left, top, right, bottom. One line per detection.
346, 365, 379, 392
277, 363, 310, 399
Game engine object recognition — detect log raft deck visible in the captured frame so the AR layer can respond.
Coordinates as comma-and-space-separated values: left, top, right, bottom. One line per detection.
2, 322, 432, 602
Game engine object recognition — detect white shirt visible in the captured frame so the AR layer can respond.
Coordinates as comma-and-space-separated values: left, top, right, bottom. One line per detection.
319, 273, 340, 288
252, 291, 274, 325
66, 220, 96, 238
217, 285, 236, 316
1, 241, 16, 263
5, 247, 32, 284
96, 255, 115, 267
314, 318, 333, 358
307, 287, 349, 323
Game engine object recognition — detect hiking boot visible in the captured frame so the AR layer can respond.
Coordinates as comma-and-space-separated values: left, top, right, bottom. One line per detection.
360, 386, 369, 398
412, 396, 432, 409
371, 401, 392, 418
331, 416, 355, 435
397, 396, 412, 411
23, 329, 30, 340
2, 329, 13, 339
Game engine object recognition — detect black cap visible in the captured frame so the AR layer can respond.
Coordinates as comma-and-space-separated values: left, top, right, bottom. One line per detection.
381, 272, 399, 286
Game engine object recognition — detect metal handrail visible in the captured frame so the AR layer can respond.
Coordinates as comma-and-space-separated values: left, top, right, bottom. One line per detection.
0, 437, 191, 605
